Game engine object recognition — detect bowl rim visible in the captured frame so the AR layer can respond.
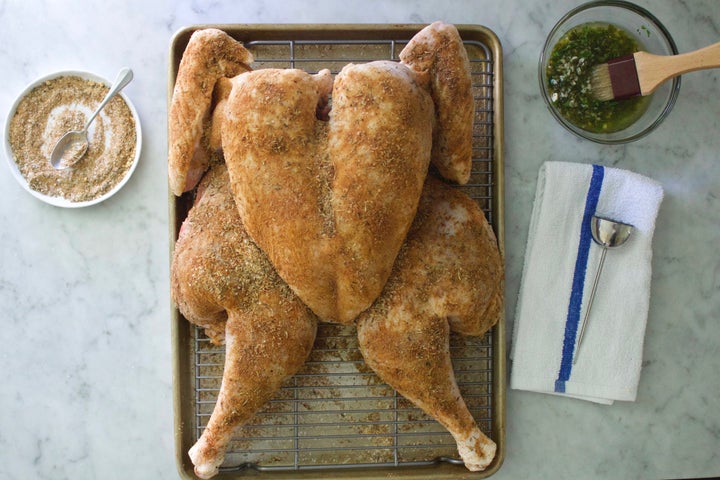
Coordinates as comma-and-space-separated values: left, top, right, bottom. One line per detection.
538, 0, 681, 144
3, 69, 142, 208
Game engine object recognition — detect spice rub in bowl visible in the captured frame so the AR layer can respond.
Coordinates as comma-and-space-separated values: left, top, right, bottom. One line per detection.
4, 70, 141, 207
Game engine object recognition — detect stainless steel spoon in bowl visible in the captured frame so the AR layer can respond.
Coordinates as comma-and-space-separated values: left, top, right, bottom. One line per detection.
50, 67, 134, 170
573, 215, 633, 364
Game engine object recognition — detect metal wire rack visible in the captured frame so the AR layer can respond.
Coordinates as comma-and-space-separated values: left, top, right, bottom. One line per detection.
191, 36, 498, 474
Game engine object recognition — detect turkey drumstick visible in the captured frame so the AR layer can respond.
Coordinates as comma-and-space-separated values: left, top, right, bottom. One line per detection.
171, 165, 318, 479
357, 177, 503, 471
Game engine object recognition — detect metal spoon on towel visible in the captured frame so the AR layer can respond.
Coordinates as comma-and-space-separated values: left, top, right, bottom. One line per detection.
50, 67, 134, 170
574, 215, 633, 364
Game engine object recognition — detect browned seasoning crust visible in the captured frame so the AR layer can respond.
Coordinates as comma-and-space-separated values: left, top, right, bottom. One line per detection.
357, 176, 502, 471
170, 164, 318, 479
222, 62, 434, 324
400, 21, 474, 184
168, 29, 253, 196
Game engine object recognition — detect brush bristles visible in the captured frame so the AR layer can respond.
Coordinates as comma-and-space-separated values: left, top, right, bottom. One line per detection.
590, 63, 614, 101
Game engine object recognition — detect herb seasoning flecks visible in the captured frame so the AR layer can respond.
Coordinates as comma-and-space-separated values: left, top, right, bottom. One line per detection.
546, 23, 650, 133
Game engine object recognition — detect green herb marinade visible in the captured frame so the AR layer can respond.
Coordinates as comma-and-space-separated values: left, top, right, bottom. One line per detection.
546, 23, 650, 133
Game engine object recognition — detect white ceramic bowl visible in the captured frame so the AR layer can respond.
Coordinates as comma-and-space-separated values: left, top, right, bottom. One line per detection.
4, 70, 142, 207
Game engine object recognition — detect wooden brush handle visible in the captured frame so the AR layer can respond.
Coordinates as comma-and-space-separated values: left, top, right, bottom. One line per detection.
634, 41, 720, 95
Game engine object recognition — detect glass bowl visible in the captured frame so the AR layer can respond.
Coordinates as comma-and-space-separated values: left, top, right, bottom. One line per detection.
539, 0, 680, 144
4, 70, 142, 208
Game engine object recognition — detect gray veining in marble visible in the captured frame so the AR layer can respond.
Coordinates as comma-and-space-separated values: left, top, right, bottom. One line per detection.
0, 1, 718, 479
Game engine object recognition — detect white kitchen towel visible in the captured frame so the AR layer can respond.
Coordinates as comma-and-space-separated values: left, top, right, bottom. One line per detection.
510, 161, 664, 404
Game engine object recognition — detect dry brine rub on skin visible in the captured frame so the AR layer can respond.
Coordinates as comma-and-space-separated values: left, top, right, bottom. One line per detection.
545, 23, 650, 133
172, 167, 502, 478
171, 164, 318, 480
8, 75, 136, 202
169, 22, 500, 477
357, 176, 502, 472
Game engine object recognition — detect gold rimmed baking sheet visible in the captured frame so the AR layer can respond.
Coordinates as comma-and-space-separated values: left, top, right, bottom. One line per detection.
169, 23, 505, 480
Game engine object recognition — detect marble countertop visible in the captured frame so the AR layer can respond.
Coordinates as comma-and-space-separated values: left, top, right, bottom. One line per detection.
1, 1, 718, 479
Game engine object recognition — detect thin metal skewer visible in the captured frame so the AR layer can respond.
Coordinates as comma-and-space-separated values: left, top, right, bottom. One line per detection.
574, 247, 607, 364
573, 215, 633, 365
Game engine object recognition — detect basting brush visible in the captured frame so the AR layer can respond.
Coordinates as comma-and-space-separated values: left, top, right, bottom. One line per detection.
590, 41, 720, 101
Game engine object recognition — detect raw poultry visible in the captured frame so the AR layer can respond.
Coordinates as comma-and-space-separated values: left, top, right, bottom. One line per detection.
171, 164, 318, 479
171, 167, 502, 477
168, 22, 475, 324
169, 21, 502, 478
357, 176, 502, 471
168, 28, 253, 196
400, 21, 475, 184
222, 63, 433, 324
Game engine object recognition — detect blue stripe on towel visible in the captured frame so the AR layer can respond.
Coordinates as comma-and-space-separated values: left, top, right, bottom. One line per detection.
555, 164, 604, 393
